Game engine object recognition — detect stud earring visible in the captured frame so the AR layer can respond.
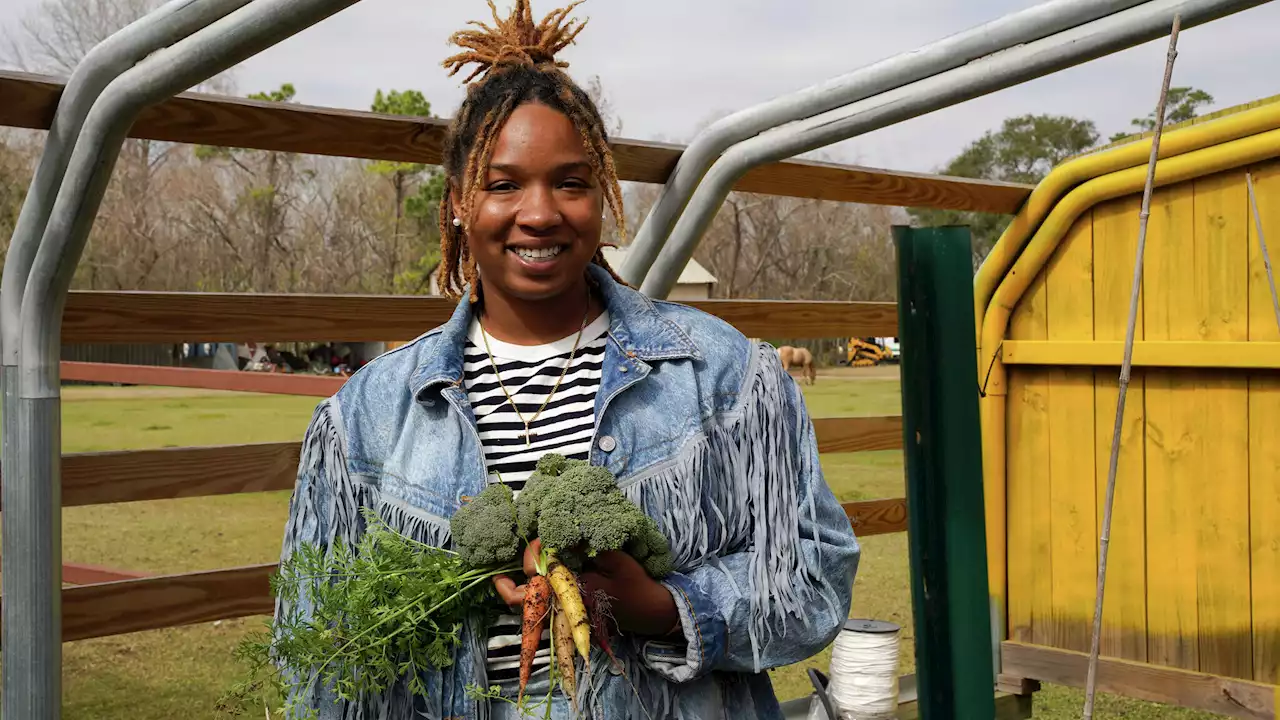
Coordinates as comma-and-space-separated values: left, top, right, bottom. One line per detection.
452, 217, 462, 227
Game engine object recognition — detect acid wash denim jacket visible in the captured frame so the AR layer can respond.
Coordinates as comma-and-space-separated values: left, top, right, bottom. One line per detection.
276, 263, 862, 720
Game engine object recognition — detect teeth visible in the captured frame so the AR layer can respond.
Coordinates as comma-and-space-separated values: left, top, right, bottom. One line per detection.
514, 246, 562, 261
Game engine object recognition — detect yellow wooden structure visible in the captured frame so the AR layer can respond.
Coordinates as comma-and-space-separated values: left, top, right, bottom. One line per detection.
975, 97, 1280, 713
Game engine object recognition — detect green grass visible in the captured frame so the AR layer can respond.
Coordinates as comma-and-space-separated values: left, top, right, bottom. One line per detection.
43, 379, 1223, 719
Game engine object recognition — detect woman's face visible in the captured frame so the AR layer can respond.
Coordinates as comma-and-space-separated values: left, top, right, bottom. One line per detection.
456, 101, 603, 304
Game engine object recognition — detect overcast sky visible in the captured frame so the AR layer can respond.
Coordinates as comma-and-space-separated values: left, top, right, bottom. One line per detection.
3, 0, 1279, 174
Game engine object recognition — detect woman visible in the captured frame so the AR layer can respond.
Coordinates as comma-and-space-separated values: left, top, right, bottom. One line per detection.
276, 2, 861, 718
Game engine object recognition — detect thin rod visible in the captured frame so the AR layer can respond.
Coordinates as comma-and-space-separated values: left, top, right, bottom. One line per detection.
1082, 14, 1182, 719
1245, 171, 1280, 332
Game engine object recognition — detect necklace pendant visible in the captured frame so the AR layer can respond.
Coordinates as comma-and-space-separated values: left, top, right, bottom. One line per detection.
523, 423, 535, 447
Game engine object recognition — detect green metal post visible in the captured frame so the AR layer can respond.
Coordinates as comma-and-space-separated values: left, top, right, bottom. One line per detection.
893, 224, 996, 719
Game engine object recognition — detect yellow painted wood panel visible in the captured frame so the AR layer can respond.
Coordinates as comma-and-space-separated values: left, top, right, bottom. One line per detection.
1091, 193, 1148, 662
1247, 163, 1280, 685
1007, 267, 1051, 646
1044, 214, 1097, 654
1142, 182, 1200, 671
1191, 171, 1252, 680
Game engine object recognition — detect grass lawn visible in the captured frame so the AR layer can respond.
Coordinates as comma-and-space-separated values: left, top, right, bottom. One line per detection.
36, 376, 1223, 719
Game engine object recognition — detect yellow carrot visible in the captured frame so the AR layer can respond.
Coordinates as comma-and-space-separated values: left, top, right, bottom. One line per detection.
545, 555, 590, 659
553, 603, 577, 709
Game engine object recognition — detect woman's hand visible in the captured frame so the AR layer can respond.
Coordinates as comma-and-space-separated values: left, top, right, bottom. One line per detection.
579, 551, 680, 638
492, 539, 680, 639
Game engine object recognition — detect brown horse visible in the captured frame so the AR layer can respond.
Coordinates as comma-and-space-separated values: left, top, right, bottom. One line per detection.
776, 345, 817, 385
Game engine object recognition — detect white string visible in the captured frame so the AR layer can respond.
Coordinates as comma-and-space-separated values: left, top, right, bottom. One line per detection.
827, 625, 900, 719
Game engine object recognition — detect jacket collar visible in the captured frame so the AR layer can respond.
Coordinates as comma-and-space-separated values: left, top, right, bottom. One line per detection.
409, 263, 702, 400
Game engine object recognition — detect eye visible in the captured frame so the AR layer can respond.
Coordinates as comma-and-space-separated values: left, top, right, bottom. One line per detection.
486, 180, 517, 192
560, 177, 592, 190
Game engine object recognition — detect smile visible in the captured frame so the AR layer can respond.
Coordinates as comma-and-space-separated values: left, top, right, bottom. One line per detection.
510, 245, 564, 262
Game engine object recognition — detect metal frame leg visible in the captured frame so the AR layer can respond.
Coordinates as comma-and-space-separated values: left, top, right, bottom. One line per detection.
3, 0, 361, 716
0, 2, 252, 717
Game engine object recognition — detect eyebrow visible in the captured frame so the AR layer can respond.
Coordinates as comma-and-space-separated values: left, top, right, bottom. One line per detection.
488, 161, 593, 175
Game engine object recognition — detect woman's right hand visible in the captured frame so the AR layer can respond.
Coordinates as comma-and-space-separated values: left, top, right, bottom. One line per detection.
492, 538, 543, 608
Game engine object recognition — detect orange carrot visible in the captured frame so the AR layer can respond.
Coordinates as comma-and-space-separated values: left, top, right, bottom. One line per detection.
520, 574, 552, 701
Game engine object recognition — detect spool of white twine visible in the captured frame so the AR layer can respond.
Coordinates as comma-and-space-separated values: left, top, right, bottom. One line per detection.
826, 619, 901, 719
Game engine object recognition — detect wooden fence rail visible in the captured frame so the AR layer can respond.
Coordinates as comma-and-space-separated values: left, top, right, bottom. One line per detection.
5, 490, 909, 643
0, 416, 904, 508
0, 70, 1033, 214
63, 291, 899, 343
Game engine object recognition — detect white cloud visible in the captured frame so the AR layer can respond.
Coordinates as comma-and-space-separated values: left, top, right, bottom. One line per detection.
3, 0, 1279, 173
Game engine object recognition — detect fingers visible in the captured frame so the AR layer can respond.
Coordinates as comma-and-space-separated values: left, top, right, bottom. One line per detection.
523, 538, 542, 578
492, 574, 526, 607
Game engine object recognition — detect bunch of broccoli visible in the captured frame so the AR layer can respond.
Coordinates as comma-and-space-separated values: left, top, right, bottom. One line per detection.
449, 454, 673, 579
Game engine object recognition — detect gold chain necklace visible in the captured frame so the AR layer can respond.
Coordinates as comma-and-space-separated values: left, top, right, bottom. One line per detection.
478, 293, 592, 447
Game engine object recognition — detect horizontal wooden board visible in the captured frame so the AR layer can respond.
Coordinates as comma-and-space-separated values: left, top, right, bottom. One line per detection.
45, 503, 906, 641
60, 442, 302, 507
1001, 642, 1276, 719
61, 361, 344, 397
0, 564, 277, 642
812, 415, 902, 452
0, 71, 1031, 213
62, 291, 897, 343
1002, 340, 1280, 369
41, 416, 904, 507
843, 497, 909, 537
61, 562, 149, 585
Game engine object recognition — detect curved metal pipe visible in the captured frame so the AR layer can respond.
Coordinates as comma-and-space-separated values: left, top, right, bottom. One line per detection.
8, 0, 360, 716
618, 0, 1153, 286
0, 1, 251, 716
639, 0, 1272, 300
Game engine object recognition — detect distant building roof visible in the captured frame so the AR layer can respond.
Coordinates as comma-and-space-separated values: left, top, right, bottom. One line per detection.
600, 246, 717, 286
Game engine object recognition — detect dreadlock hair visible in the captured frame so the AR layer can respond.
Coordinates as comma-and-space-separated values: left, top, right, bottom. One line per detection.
436, 0, 628, 304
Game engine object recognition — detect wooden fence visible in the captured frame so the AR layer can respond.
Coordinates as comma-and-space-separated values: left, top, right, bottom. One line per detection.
0, 71, 1035, 710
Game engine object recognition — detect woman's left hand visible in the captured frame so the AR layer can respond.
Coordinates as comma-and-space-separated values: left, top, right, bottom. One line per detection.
578, 550, 681, 638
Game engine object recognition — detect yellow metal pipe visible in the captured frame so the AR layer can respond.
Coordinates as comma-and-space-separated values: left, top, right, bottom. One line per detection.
973, 100, 1280, 349
976, 125, 1280, 643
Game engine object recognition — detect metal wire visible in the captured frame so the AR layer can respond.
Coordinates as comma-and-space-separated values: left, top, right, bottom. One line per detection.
1082, 14, 1182, 720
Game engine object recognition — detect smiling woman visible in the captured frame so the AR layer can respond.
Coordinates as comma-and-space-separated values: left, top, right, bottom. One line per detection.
273, 1, 861, 719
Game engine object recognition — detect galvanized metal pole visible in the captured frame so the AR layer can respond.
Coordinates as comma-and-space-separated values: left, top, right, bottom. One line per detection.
616, 0, 1153, 287
895, 225, 995, 719
639, 0, 1273, 300
1082, 17, 1181, 719
0, 1, 251, 716
9, 0, 360, 715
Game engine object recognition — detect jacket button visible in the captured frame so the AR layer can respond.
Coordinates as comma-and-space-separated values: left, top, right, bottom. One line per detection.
597, 436, 616, 452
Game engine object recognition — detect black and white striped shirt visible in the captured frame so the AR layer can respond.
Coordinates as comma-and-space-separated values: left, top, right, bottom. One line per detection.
462, 311, 608, 680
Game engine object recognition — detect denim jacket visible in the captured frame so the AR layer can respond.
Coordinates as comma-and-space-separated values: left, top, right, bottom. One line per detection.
277, 264, 861, 719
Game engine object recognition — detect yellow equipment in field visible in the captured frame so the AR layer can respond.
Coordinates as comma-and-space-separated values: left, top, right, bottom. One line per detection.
843, 338, 889, 367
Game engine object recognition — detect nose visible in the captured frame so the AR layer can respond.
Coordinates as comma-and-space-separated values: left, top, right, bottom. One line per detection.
515, 184, 562, 231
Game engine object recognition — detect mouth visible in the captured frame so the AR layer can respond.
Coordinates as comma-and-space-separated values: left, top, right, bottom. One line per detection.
508, 243, 568, 268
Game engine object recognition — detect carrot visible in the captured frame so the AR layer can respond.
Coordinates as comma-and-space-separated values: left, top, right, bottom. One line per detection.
520, 574, 552, 702
545, 558, 590, 659
552, 603, 577, 710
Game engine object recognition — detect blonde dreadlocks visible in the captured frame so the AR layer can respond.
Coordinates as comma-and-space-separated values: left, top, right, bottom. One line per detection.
436, 0, 627, 303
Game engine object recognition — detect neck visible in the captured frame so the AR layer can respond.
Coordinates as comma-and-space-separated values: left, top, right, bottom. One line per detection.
477, 276, 601, 345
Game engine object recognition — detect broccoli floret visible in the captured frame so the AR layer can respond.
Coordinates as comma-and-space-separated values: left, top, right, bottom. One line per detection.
449, 483, 519, 568
534, 452, 583, 478
520, 460, 675, 579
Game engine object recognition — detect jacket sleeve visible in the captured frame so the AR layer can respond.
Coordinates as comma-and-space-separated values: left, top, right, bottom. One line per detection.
639, 344, 861, 682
